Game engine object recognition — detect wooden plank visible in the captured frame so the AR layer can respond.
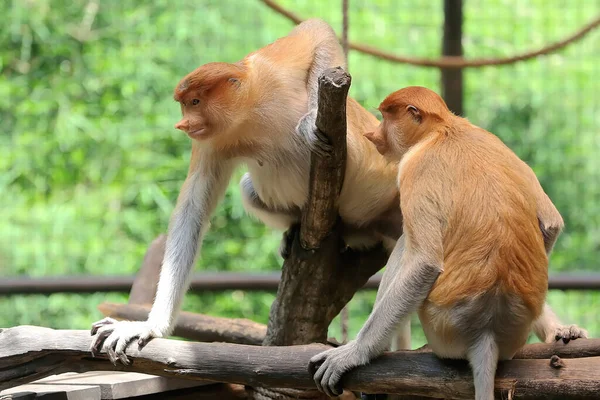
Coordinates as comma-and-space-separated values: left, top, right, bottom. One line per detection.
1, 372, 211, 400
1, 373, 100, 400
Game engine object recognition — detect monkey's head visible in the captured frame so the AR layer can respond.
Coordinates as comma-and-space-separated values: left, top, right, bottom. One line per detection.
364, 86, 450, 161
173, 62, 247, 141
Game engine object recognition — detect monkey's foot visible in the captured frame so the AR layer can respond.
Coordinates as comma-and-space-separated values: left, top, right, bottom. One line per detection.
90, 317, 164, 365
296, 108, 333, 157
308, 340, 369, 398
279, 223, 300, 259
553, 324, 588, 344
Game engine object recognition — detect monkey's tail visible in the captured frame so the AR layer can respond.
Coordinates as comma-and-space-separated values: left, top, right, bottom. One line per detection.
467, 332, 499, 400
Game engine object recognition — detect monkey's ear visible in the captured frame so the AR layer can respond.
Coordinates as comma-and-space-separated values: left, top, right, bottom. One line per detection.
407, 105, 422, 123
228, 77, 241, 88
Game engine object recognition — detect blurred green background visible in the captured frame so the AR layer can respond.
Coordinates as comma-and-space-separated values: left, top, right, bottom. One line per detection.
1, 0, 598, 347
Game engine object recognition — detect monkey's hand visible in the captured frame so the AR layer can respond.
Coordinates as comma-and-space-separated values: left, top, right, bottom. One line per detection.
552, 324, 588, 344
296, 109, 333, 158
308, 341, 370, 397
90, 317, 164, 365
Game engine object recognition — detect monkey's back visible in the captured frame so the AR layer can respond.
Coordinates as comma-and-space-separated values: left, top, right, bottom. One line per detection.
411, 126, 548, 317
405, 125, 549, 359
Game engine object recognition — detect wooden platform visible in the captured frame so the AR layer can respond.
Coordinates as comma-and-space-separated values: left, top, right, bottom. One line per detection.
0, 372, 213, 399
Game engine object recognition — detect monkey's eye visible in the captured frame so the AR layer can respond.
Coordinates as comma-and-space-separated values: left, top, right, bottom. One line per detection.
192, 99, 200, 106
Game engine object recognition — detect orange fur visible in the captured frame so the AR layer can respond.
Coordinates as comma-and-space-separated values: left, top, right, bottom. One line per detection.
368, 86, 548, 318
172, 20, 399, 229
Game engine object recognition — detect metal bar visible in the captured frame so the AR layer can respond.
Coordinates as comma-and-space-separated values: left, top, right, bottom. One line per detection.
1, 272, 599, 295
441, 0, 464, 115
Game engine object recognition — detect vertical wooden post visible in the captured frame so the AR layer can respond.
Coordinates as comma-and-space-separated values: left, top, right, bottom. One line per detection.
441, 0, 464, 116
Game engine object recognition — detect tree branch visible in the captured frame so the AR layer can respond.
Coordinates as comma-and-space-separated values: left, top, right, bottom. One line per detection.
2, 327, 600, 399
264, 68, 386, 348
299, 67, 349, 250
98, 302, 267, 346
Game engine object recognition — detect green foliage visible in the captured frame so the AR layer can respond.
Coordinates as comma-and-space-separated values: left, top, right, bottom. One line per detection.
1, 0, 599, 341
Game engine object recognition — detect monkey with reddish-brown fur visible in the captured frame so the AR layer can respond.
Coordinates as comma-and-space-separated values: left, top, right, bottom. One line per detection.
88, 19, 410, 365
309, 86, 587, 399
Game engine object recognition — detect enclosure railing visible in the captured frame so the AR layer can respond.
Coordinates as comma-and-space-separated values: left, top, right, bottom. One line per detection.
3, 272, 600, 295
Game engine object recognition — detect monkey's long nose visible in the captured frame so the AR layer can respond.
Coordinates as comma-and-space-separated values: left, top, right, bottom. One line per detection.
363, 131, 375, 142
175, 119, 189, 132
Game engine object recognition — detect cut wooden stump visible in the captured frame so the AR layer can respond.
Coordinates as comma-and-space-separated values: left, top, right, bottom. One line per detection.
2, 326, 599, 399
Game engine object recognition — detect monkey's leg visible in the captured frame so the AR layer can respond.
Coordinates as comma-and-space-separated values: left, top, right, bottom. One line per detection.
362, 237, 410, 400
309, 237, 441, 397
532, 303, 588, 344
370, 236, 411, 352
533, 220, 587, 344
239, 173, 300, 258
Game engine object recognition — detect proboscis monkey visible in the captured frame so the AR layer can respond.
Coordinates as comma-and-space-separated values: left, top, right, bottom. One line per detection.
309, 86, 587, 399
89, 19, 408, 365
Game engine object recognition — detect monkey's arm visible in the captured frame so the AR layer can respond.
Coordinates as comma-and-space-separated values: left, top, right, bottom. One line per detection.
309, 234, 442, 397
90, 152, 235, 365
294, 21, 347, 156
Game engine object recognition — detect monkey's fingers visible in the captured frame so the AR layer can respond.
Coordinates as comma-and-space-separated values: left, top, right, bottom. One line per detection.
312, 357, 344, 398
90, 317, 118, 336
103, 334, 129, 366
308, 350, 330, 377
137, 331, 155, 349
320, 361, 345, 398
308, 352, 329, 393
555, 324, 588, 344
112, 336, 135, 366
308, 358, 324, 380
90, 325, 115, 357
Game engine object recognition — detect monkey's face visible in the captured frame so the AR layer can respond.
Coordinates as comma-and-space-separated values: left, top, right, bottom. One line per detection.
174, 87, 241, 141
173, 63, 244, 142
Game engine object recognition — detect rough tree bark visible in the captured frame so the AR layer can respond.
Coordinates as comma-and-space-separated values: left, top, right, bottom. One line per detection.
262, 67, 386, 347
2, 327, 600, 399
254, 67, 388, 399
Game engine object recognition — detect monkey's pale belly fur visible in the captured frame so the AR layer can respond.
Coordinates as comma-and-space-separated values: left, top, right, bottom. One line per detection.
245, 156, 401, 247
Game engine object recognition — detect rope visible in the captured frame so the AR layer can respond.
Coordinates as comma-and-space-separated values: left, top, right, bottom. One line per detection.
260, 0, 600, 69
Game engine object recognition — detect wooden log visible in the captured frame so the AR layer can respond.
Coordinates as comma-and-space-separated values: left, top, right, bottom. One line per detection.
97, 302, 347, 348
2, 327, 599, 399
264, 68, 387, 348
98, 302, 267, 346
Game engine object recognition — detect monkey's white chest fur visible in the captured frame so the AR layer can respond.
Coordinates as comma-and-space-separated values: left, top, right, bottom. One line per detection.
247, 156, 310, 211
